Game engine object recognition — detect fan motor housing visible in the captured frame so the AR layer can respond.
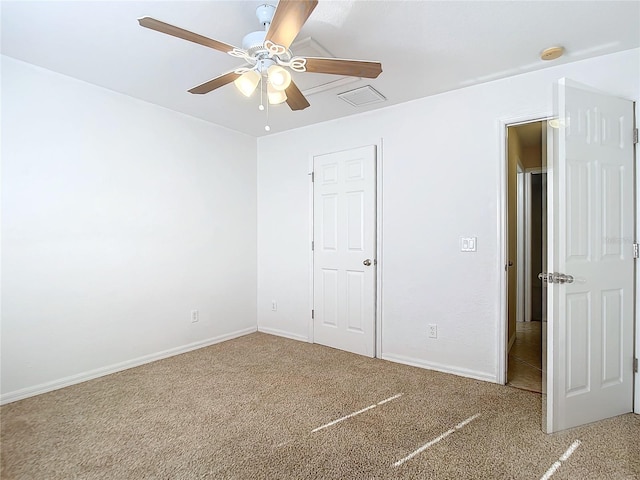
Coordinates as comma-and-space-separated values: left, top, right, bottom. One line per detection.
242, 30, 267, 54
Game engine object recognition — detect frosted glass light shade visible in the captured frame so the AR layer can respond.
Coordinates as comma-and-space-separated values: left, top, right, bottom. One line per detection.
267, 65, 291, 91
267, 83, 288, 105
234, 70, 260, 97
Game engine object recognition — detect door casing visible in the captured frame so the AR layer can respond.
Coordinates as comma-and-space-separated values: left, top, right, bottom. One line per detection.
499, 113, 552, 385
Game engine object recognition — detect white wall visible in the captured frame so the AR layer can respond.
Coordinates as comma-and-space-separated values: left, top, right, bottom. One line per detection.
257, 49, 640, 382
3, 48, 638, 403
1, 56, 257, 402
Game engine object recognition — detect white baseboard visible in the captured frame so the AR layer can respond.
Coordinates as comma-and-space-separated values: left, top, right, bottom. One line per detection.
0, 327, 257, 405
381, 353, 498, 384
257, 326, 308, 343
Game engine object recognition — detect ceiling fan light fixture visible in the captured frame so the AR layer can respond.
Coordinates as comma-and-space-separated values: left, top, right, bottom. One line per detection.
267, 65, 292, 91
138, 0, 382, 123
234, 69, 261, 97
267, 83, 288, 104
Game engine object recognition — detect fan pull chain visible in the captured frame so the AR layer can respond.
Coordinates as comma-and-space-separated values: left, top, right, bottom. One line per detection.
264, 76, 271, 132
258, 75, 265, 111
256, 73, 270, 132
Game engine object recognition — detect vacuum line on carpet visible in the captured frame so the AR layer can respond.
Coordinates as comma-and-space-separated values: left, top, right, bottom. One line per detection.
377, 393, 402, 405
392, 413, 481, 467
311, 393, 403, 433
539, 440, 581, 480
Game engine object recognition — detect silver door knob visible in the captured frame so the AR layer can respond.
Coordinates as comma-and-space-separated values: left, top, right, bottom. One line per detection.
554, 273, 574, 284
363, 259, 372, 266
538, 272, 574, 284
538, 272, 550, 283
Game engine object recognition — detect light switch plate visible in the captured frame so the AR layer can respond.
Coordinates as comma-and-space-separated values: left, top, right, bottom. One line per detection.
460, 237, 477, 252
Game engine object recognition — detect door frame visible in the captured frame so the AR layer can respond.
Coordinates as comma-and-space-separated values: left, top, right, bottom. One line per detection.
516, 168, 525, 325
307, 140, 384, 357
523, 169, 547, 323
636, 101, 640, 415
523, 170, 532, 323
499, 112, 551, 384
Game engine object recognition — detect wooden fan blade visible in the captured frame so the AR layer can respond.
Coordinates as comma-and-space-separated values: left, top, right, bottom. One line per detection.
188, 71, 240, 94
265, 0, 318, 50
285, 80, 310, 111
138, 17, 237, 53
303, 57, 382, 79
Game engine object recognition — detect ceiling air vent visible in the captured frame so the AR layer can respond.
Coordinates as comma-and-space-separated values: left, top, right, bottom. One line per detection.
337, 85, 386, 107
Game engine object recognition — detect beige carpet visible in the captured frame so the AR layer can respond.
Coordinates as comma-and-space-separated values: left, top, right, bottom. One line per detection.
1, 332, 638, 479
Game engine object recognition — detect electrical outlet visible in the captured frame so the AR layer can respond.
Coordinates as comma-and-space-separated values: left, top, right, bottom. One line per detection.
271, 301, 277, 311
191, 310, 199, 323
428, 324, 437, 339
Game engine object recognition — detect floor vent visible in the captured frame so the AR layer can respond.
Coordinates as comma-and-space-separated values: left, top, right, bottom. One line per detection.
337, 85, 386, 107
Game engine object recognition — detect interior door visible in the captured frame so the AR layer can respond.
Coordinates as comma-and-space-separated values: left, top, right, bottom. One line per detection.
313, 145, 376, 357
544, 79, 635, 433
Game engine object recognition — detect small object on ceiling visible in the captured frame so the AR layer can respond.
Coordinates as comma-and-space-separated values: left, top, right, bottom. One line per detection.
338, 86, 386, 107
540, 46, 564, 61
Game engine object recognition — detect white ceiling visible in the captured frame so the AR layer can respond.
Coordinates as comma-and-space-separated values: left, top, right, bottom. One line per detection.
2, 1, 639, 138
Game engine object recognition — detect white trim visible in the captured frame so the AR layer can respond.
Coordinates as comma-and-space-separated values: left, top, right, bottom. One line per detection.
516, 168, 525, 323
376, 138, 384, 358
308, 152, 315, 344
498, 118, 513, 385
635, 101, 639, 415
258, 326, 308, 343
544, 116, 557, 433
0, 327, 257, 405
381, 353, 496, 384
498, 120, 508, 384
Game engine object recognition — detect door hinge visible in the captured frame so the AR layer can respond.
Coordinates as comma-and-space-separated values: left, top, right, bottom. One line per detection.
634, 357, 638, 373
634, 128, 638, 144
311, 309, 314, 319
634, 243, 639, 259
310, 171, 315, 182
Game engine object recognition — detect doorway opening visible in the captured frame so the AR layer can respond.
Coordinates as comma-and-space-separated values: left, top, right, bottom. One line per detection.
505, 120, 547, 393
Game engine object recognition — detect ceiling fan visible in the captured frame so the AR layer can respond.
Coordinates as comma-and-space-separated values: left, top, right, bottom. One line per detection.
138, 0, 382, 115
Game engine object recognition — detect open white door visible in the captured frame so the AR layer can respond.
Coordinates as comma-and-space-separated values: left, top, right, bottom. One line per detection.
313, 145, 376, 357
544, 79, 635, 433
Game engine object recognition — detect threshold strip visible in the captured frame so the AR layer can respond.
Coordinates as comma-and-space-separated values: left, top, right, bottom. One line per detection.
393, 413, 481, 467
539, 440, 581, 480
311, 393, 403, 433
